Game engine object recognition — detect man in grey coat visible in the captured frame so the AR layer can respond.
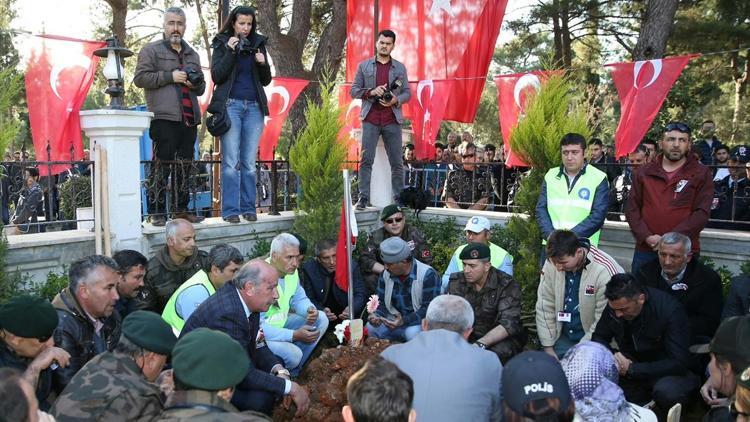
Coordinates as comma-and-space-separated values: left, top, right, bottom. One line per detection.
381, 295, 502, 422
350, 29, 411, 210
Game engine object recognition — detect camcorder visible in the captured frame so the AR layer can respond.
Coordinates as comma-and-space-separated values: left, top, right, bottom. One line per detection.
183, 67, 204, 85
238, 37, 260, 56
376, 79, 403, 102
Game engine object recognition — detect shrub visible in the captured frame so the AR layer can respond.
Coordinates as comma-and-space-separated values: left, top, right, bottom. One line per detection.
59, 176, 92, 220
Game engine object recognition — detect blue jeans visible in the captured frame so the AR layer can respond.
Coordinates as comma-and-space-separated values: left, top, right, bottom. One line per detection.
366, 321, 422, 342
221, 99, 264, 218
266, 311, 328, 376
631, 249, 657, 273
358, 122, 404, 200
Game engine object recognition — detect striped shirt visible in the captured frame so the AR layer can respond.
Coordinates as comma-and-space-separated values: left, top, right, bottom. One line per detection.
375, 261, 441, 326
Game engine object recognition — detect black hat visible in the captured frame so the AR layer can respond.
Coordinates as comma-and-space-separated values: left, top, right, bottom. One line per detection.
502, 351, 571, 417
731, 145, 750, 163
693, 316, 750, 370
172, 328, 250, 390
0, 295, 58, 338
380, 204, 403, 221
122, 311, 177, 355
459, 243, 490, 260
292, 233, 307, 255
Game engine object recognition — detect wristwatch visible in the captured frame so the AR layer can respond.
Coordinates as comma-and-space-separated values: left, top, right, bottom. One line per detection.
475, 341, 487, 350
275, 368, 291, 378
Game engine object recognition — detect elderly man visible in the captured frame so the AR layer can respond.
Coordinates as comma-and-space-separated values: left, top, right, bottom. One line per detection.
51, 255, 122, 393
536, 229, 623, 359
448, 243, 524, 363
366, 237, 441, 342
112, 249, 148, 317
262, 233, 328, 376
300, 239, 366, 323
441, 215, 513, 292
382, 295, 502, 421
134, 7, 206, 225
162, 244, 244, 335
182, 260, 310, 417
359, 204, 432, 296
635, 232, 723, 344
0, 296, 70, 410
157, 328, 270, 421
134, 218, 210, 313
444, 142, 494, 210
52, 311, 176, 421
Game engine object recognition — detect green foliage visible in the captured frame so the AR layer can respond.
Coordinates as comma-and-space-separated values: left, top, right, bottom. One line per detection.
58, 176, 92, 220
248, 237, 271, 260
741, 260, 750, 276
408, 215, 462, 274
700, 256, 736, 297
34, 270, 69, 302
0, 230, 32, 303
289, 76, 347, 250
0, 66, 23, 153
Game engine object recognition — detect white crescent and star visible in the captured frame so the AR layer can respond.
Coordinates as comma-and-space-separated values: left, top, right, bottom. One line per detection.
417, 80, 435, 138
49, 52, 92, 101
633, 59, 662, 89
262, 84, 291, 125
346, 99, 362, 138
513, 73, 541, 110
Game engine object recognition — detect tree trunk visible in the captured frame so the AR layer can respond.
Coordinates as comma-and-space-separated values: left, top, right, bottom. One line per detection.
560, 0, 572, 68
632, 0, 679, 60
730, 49, 750, 142
551, 0, 564, 67
104, 0, 128, 45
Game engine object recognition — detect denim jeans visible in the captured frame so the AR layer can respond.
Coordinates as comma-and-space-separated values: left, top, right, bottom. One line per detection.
358, 122, 404, 200
266, 311, 328, 376
366, 321, 422, 342
221, 99, 264, 218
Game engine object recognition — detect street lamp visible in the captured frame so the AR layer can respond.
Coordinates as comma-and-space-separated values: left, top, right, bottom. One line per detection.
94, 36, 133, 109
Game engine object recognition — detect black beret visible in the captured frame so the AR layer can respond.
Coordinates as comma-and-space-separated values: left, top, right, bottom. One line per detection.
459, 243, 490, 260
292, 233, 308, 255
172, 328, 249, 390
122, 311, 176, 355
0, 296, 58, 338
380, 204, 403, 221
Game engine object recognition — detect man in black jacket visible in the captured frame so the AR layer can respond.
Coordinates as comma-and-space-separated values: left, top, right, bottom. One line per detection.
592, 273, 699, 413
635, 231, 723, 344
723, 275, 750, 319
300, 239, 366, 324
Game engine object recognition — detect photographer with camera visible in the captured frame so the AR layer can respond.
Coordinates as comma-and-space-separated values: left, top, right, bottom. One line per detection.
208, 6, 272, 224
351, 29, 411, 210
134, 7, 206, 226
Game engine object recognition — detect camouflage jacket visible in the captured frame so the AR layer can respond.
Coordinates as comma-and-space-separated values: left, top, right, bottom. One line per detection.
359, 225, 433, 274
133, 246, 210, 313
448, 267, 524, 342
51, 351, 164, 422
156, 390, 270, 421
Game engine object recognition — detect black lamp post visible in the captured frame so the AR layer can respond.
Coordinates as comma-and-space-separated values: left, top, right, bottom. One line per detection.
93, 36, 133, 109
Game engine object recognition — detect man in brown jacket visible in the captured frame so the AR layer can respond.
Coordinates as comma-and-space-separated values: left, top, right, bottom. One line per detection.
134, 6, 206, 226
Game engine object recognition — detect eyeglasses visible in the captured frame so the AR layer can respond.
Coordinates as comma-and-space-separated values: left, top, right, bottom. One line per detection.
664, 122, 691, 134
384, 217, 403, 224
462, 154, 475, 159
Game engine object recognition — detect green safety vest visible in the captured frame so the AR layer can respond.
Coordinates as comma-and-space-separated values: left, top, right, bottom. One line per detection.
455, 242, 511, 271
543, 165, 607, 246
263, 257, 300, 329
162, 270, 216, 334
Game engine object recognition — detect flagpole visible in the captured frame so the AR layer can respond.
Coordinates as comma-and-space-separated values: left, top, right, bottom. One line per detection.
343, 169, 354, 318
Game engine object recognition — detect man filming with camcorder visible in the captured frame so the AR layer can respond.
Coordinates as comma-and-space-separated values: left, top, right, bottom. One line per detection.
351, 29, 411, 210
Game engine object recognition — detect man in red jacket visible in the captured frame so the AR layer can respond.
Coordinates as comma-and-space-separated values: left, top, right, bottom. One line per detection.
625, 122, 713, 273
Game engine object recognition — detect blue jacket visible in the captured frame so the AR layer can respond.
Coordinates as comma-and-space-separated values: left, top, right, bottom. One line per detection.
300, 260, 366, 318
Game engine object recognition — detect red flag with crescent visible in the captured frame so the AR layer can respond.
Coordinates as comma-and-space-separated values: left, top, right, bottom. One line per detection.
259, 78, 309, 161
494, 70, 555, 167
24, 35, 105, 176
606, 55, 698, 158
337, 84, 362, 168
198, 66, 213, 115
406, 79, 451, 160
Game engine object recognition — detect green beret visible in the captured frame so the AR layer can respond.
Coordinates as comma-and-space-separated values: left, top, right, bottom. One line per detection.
172, 328, 249, 390
459, 243, 490, 260
122, 311, 176, 355
380, 204, 403, 221
0, 295, 58, 338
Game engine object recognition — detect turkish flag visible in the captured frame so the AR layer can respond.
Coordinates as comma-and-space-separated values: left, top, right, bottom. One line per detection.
606, 55, 697, 157
406, 79, 451, 160
198, 66, 213, 115
335, 198, 359, 292
258, 78, 309, 161
494, 71, 555, 167
337, 84, 362, 168
24, 35, 105, 176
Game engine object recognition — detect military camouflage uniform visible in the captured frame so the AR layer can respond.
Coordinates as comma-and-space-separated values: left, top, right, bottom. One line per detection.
156, 390, 270, 421
448, 267, 526, 364
133, 246, 210, 313
359, 225, 433, 295
51, 351, 164, 422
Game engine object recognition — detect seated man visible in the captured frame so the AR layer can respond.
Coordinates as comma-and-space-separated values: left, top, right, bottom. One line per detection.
52, 255, 122, 394
366, 237, 441, 342
442, 215, 513, 292
181, 260, 309, 416
635, 232, 723, 344
51, 311, 176, 421
444, 142, 494, 210
536, 229, 623, 358
592, 274, 699, 413
162, 243, 243, 335
262, 233, 328, 376
359, 204, 433, 296
381, 295, 502, 421
0, 296, 70, 411
112, 249, 148, 317
300, 239, 366, 324
448, 243, 525, 363
343, 356, 416, 422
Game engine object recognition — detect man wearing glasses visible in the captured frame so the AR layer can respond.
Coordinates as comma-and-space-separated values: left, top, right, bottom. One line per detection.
625, 122, 713, 273
444, 142, 494, 209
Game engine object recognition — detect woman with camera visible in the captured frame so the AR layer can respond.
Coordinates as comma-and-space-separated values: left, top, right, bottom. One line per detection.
208, 6, 271, 223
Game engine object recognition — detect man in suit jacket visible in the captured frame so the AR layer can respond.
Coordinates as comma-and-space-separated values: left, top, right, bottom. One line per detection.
181, 259, 309, 417
381, 295, 502, 422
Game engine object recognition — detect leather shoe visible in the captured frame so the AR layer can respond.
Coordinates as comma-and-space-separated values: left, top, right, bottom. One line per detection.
223, 215, 240, 224
242, 213, 257, 222
354, 198, 368, 210
149, 215, 166, 227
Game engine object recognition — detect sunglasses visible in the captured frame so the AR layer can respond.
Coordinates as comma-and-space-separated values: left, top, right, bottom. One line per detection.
462, 154, 475, 159
384, 217, 404, 224
664, 122, 691, 134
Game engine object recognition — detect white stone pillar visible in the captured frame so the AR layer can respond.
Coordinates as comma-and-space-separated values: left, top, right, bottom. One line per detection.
80, 109, 153, 252
355, 129, 412, 208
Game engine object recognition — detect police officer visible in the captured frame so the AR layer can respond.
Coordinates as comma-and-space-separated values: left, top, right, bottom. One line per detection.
359, 204, 432, 295
157, 328, 270, 421
51, 311, 177, 421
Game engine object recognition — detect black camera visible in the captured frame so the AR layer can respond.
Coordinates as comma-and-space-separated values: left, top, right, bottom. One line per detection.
377, 79, 403, 102
184, 67, 204, 85
238, 37, 259, 56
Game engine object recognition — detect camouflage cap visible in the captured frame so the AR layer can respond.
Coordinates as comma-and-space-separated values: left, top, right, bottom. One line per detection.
380, 204, 403, 221
0, 295, 58, 338
122, 311, 176, 355
172, 328, 249, 390
459, 243, 490, 260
